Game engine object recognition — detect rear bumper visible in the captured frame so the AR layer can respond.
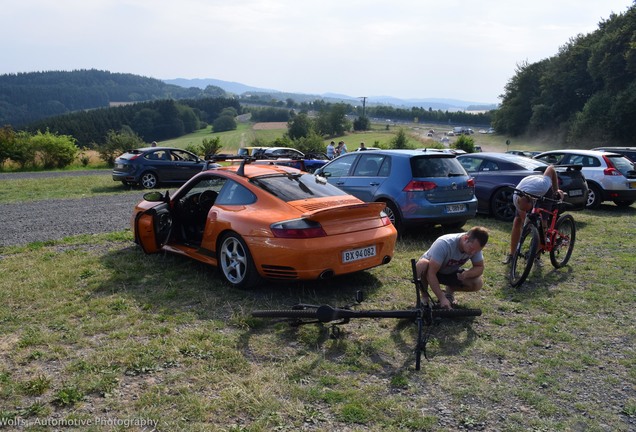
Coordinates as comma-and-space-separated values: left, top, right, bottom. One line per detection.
602, 189, 636, 202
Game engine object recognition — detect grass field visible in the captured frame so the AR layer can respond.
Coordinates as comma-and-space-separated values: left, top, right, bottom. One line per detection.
1, 121, 634, 430
0, 190, 635, 430
157, 120, 549, 155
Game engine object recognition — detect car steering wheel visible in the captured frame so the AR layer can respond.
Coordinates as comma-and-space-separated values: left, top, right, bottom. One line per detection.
199, 190, 218, 210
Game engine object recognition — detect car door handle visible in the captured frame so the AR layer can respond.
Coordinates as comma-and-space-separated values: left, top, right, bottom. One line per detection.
369, 182, 380, 186
336, 181, 345, 186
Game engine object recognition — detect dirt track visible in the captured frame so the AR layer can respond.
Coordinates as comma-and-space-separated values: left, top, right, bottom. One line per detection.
0, 170, 144, 247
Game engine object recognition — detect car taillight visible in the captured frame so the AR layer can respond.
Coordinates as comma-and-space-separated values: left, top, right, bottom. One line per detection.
602, 155, 622, 176
129, 154, 142, 160
403, 180, 437, 191
467, 178, 475, 188
380, 211, 392, 226
270, 219, 327, 238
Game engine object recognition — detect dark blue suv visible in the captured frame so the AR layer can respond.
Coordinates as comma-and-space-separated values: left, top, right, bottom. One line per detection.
314, 149, 477, 233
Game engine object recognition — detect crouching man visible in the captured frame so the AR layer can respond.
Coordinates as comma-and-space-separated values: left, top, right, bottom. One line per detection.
415, 226, 489, 309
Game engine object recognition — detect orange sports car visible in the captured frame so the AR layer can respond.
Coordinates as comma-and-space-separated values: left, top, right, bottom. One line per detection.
132, 160, 397, 289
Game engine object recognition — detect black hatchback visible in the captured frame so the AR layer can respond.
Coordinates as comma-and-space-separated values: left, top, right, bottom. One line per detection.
112, 147, 206, 188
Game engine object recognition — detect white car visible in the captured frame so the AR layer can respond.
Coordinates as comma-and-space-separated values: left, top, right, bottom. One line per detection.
534, 149, 636, 208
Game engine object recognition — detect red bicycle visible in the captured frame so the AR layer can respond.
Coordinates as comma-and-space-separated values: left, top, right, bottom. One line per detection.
509, 188, 577, 287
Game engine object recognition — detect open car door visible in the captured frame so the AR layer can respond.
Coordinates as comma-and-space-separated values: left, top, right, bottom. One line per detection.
134, 202, 173, 254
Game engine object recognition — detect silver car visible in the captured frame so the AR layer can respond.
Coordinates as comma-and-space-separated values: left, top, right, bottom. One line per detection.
534, 149, 636, 208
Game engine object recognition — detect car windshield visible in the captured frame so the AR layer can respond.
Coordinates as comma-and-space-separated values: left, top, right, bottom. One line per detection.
411, 156, 467, 177
251, 173, 348, 202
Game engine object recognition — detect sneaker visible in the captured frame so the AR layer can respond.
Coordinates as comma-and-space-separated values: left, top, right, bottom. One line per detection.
502, 253, 512, 264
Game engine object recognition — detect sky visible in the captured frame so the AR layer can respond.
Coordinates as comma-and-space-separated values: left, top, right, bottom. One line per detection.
2, 0, 634, 104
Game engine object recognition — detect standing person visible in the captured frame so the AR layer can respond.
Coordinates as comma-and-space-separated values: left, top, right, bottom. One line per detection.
502, 165, 563, 264
326, 141, 336, 159
338, 141, 348, 155
415, 226, 489, 309
359, 142, 367, 151
151, 141, 157, 147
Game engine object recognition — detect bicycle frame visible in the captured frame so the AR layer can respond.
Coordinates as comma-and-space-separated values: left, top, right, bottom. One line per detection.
509, 187, 576, 287
252, 259, 481, 370
525, 204, 560, 253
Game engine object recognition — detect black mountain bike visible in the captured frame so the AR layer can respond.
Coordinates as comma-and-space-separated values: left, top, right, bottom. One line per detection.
252, 259, 481, 370
509, 188, 576, 288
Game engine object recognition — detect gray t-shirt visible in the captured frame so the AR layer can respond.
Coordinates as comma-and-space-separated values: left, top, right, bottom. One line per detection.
516, 174, 552, 197
420, 232, 483, 275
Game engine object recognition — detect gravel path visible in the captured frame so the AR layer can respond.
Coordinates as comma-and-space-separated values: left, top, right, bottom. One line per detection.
0, 170, 146, 247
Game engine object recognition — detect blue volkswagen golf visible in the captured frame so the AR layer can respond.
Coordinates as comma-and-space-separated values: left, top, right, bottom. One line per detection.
314, 149, 477, 233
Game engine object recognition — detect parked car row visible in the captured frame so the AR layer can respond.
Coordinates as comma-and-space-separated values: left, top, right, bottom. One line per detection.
457, 152, 588, 221
534, 149, 636, 208
123, 145, 634, 288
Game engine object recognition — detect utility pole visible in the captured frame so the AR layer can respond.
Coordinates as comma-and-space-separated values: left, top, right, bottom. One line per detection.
359, 96, 367, 117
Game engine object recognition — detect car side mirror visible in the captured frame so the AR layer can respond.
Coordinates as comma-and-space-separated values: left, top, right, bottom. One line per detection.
143, 191, 166, 202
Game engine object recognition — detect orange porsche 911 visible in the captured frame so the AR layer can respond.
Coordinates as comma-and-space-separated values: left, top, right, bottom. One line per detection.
132, 160, 397, 289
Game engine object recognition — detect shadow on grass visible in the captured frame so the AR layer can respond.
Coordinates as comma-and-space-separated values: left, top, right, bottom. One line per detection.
97, 243, 386, 321
97, 237, 482, 374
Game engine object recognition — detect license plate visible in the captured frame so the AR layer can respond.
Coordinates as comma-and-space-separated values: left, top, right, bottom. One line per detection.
446, 204, 466, 214
568, 189, 583, 197
116, 163, 125, 169
342, 245, 376, 263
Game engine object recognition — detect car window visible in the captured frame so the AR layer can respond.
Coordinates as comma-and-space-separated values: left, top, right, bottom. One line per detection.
171, 149, 198, 162
353, 154, 385, 176
321, 154, 357, 178
411, 156, 466, 177
538, 153, 564, 164
145, 150, 169, 161
480, 160, 500, 171
119, 150, 143, 160
251, 173, 348, 202
458, 157, 481, 172
216, 180, 257, 205
607, 155, 635, 174
183, 176, 227, 199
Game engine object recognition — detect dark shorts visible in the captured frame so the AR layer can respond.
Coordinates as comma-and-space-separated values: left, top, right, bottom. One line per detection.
437, 269, 464, 287
514, 189, 557, 217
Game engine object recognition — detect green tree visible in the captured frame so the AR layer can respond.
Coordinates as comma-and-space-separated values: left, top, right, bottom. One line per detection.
390, 129, 411, 149
286, 112, 313, 140
353, 116, 370, 131
97, 129, 144, 166
453, 135, 476, 153
200, 137, 223, 158
293, 131, 325, 155
30, 130, 78, 169
8, 131, 37, 168
315, 104, 350, 136
212, 115, 237, 132
0, 125, 16, 166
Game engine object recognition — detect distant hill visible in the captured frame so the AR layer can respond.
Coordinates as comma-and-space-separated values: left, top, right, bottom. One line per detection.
0, 70, 226, 127
163, 78, 498, 112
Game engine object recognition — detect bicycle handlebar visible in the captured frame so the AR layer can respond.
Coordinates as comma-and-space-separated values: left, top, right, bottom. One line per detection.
509, 187, 565, 204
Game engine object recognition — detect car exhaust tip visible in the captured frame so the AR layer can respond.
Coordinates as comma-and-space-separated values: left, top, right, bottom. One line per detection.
319, 270, 335, 280
383, 255, 392, 264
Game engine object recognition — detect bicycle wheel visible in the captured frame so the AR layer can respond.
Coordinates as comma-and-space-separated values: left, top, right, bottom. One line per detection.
431, 307, 482, 318
510, 224, 540, 287
252, 309, 319, 319
550, 214, 576, 268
